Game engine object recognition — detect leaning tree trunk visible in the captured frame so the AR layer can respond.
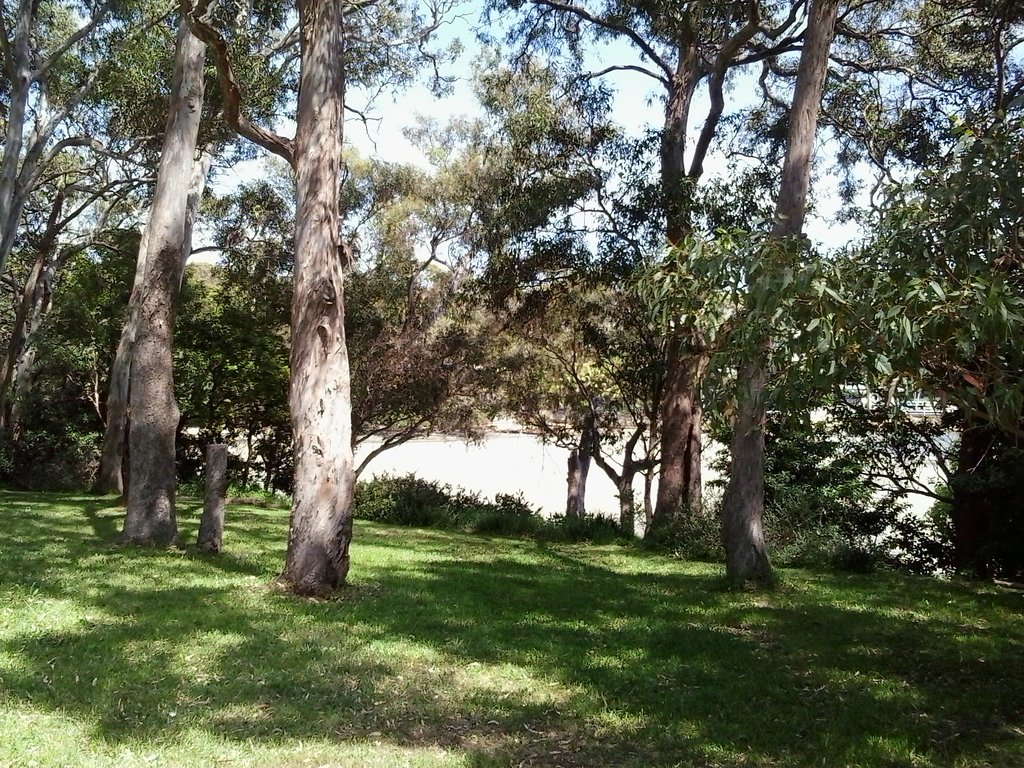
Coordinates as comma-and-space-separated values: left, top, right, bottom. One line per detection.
721, 0, 841, 583
121, 18, 207, 545
279, 0, 354, 595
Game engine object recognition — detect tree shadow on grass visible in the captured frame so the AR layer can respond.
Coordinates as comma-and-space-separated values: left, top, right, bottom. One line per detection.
2, 495, 1023, 767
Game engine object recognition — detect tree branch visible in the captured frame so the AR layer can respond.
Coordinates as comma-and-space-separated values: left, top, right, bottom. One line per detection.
33, 0, 116, 80
529, 0, 675, 81
184, 0, 296, 166
689, 0, 762, 178
582, 63, 668, 87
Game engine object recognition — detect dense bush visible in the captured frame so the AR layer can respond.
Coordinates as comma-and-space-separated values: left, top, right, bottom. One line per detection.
702, 410, 897, 573
1, 428, 99, 491
353, 473, 630, 543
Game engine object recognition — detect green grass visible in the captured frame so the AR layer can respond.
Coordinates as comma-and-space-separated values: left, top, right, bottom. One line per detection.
1, 490, 1022, 767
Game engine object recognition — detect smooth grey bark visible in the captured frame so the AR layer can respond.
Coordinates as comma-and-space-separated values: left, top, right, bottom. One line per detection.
96, 150, 211, 495
198, 443, 229, 552
279, 0, 355, 595
121, 18, 207, 545
721, 0, 841, 583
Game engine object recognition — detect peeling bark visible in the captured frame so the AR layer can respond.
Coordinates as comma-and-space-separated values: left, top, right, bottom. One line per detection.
279, 0, 354, 595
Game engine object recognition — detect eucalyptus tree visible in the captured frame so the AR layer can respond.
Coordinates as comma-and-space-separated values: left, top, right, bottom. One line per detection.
502, 277, 663, 531
94, 1, 292, 496
118, 14, 210, 544
0, 149, 145, 437
812, 0, 1024, 576
494, 0, 826, 532
187, 0, 459, 593
341, 153, 503, 477
714, 0, 840, 583
0, 0, 167, 439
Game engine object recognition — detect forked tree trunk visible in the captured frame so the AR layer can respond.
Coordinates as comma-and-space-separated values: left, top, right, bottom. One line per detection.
121, 18, 207, 545
566, 415, 595, 518
721, 0, 841, 583
651, 34, 706, 532
279, 0, 354, 595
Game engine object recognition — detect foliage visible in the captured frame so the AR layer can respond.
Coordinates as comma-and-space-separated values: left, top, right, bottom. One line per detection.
851, 117, 1024, 430
0, 233, 136, 489
4, 491, 1024, 767
352, 473, 633, 542
174, 180, 293, 492
701, 409, 900, 573
353, 473, 538, 534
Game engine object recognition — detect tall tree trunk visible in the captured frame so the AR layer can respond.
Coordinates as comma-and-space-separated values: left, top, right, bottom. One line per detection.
279, 0, 354, 595
652, 34, 706, 531
949, 420, 994, 578
121, 18, 207, 544
721, 0, 840, 583
0, 2, 33, 278
95, 150, 211, 495
651, 337, 703, 532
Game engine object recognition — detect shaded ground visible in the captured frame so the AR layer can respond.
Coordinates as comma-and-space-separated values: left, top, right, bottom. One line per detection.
1, 489, 1022, 767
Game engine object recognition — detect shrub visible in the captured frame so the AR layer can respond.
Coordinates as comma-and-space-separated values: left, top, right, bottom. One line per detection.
3, 428, 99, 491
353, 473, 456, 527
538, 514, 628, 544
468, 493, 541, 536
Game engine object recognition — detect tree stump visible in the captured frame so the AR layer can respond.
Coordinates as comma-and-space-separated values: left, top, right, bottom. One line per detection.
197, 443, 228, 552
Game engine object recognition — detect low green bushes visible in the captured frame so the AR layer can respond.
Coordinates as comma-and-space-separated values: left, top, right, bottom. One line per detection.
353, 473, 630, 543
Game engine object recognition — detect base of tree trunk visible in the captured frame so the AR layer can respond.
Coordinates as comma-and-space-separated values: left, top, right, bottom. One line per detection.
721, 366, 773, 586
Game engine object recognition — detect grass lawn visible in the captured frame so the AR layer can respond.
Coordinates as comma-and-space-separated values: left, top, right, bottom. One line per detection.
1, 490, 1022, 767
